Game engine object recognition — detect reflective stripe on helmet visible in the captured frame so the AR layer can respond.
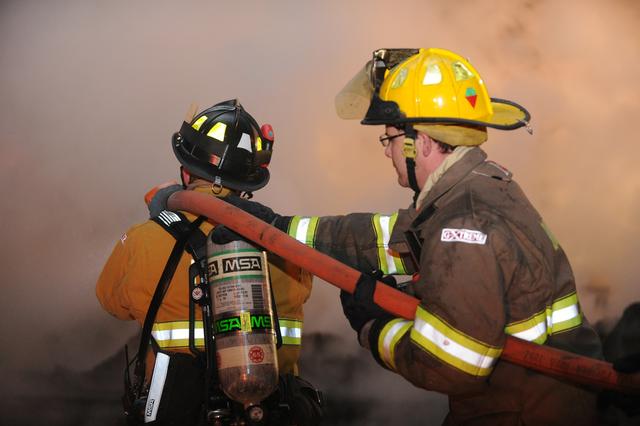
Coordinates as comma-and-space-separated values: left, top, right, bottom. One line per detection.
504, 292, 582, 343
151, 321, 205, 349
207, 122, 227, 141
191, 115, 207, 131
372, 213, 406, 275
279, 318, 303, 346
287, 216, 319, 247
411, 306, 502, 376
378, 318, 412, 370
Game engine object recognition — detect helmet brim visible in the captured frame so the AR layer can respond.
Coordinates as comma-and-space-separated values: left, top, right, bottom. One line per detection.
359, 96, 530, 130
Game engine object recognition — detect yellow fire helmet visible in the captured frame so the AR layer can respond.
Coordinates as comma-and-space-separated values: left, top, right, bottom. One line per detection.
335, 48, 531, 146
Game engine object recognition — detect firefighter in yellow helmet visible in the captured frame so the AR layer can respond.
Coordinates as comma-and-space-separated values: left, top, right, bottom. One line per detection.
218, 49, 604, 424
96, 100, 322, 425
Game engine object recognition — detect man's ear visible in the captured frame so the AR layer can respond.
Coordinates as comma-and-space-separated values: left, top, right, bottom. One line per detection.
180, 166, 191, 188
416, 132, 432, 158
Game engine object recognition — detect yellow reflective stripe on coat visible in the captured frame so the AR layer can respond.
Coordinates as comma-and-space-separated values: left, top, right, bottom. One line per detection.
279, 318, 303, 345
411, 306, 502, 376
372, 213, 406, 275
151, 321, 205, 349
548, 292, 582, 333
504, 292, 582, 343
504, 310, 548, 344
378, 318, 412, 370
288, 216, 319, 247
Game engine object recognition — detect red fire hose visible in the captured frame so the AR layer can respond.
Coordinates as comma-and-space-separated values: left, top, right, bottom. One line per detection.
168, 190, 640, 394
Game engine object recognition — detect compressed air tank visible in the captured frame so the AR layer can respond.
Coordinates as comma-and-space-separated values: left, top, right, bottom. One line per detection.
206, 236, 279, 407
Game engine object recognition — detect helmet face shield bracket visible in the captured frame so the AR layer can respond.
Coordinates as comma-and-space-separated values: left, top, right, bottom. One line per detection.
370, 49, 420, 89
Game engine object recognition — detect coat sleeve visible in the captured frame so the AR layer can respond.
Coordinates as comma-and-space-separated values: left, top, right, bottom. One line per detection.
284, 210, 415, 275
370, 214, 519, 395
269, 253, 313, 375
95, 222, 165, 322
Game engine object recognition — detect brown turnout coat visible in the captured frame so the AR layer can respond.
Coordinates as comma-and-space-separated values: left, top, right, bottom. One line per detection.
287, 148, 602, 425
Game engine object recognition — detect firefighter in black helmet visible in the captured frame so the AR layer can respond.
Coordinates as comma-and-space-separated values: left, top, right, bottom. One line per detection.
97, 99, 322, 425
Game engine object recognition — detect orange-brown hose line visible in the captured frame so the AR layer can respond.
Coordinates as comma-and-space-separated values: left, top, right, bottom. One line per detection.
168, 190, 640, 394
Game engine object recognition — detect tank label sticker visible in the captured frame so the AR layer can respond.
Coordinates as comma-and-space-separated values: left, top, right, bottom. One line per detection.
215, 313, 273, 334
217, 344, 276, 369
212, 281, 266, 312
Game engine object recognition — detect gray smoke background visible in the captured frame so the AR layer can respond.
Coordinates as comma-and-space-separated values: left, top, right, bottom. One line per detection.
1, 0, 639, 424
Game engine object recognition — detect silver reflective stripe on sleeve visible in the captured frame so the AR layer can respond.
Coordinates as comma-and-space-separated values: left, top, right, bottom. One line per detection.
505, 292, 582, 344
151, 321, 205, 349
411, 306, 501, 376
288, 216, 319, 247
279, 318, 303, 345
379, 215, 397, 274
504, 311, 548, 344
509, 321, 547, 343
547, 292, 582, 333
378, 319, 412, 370
145, 352, 170, 423
551, 304, 579, 325
295, 217, 311, 244
372, 213, 406, 275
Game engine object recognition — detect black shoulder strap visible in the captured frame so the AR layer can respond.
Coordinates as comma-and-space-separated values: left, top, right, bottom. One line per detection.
153, 210, 208, 261
133, 212, 206, 389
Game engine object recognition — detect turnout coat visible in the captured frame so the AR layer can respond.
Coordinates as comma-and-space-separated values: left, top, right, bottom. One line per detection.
284, 148, 602, 425
96, 186, 313, 377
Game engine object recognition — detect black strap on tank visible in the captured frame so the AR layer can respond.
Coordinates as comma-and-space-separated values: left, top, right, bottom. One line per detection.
132, 212, 206, 393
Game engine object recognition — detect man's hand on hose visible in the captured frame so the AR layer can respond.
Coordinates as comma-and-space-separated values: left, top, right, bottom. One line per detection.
145, 182, 182, 217
210, 195, 293, 243
221, 195, 292, 231
340, 271, 395, 337
340, 271, 398, 369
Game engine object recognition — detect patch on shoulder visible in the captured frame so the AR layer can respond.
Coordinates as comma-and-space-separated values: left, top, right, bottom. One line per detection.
120, 233, 128, 244
441, 228, 487, 245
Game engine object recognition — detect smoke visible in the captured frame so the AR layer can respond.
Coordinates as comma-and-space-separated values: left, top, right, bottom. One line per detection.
1, 0, 639, 422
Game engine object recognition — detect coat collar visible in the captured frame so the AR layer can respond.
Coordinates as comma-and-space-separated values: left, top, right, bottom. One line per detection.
412, 147, 487, 221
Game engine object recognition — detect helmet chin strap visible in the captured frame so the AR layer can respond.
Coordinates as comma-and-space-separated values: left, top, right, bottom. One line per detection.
402, 125, 421, 207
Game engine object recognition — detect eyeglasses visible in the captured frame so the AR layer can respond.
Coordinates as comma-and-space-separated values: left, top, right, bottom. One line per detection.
379, 132, 405, 147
